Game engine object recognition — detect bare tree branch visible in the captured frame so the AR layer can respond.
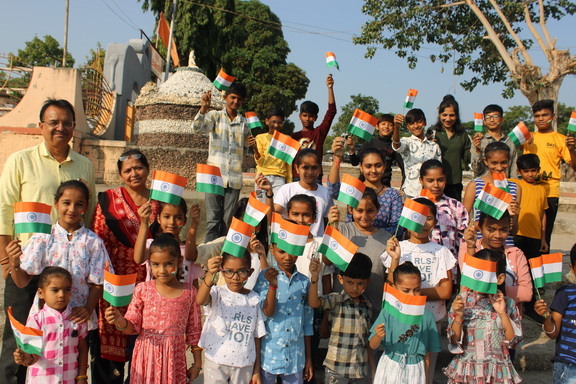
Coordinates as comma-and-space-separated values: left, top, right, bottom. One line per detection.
523, 1, 552, 61
488, 0, 534, 66
538, 0, 555, 49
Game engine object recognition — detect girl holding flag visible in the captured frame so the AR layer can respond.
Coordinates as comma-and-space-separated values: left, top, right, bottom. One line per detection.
444, 249, 522, 384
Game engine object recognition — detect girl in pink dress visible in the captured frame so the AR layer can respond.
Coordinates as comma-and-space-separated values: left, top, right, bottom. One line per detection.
105, 234, 202, 383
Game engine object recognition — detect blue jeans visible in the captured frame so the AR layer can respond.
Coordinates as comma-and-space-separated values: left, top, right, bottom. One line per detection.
204, 187, 241, 242
553, 361, 576, 384
255, 175, 286, 201
261, 370, 303, 384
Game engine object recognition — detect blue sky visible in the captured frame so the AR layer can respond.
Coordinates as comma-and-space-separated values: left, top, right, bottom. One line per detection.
2, 0, 574, 128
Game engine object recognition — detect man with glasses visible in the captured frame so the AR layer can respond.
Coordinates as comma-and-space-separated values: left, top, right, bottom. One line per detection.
0, 99, 95, 384
471, 104, 518, 178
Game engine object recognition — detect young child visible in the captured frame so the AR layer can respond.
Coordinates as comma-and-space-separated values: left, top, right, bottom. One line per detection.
105, 234, 202, 383
253, 108, 292, 196
274, 149, 334, 237
523, 99, 576, 248
253, 242, 314, 383
291, 74, 336, 180
13, 267, 89, 384
370, 261, 441, 384
444, 249, 522, 384
463, 141, 522, 246
360, 114, 405, 186
193, 83, 256, 242
471, 104, 518, 178
197, 251, 266, 384
534, 243, 576, 384
7, 180, 109, 330
382, 197, 455, 383
134, 198, 203, 288
308, 253, 374, 382
392, 109, 442, 198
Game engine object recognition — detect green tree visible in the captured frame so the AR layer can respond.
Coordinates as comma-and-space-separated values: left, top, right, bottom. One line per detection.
332, 94, 380, 137
83, 42, 106, 72
12, 35, 74, 68
355, 0, 576, 108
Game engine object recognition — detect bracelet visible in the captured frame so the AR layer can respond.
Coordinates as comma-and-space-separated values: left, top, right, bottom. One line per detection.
542, 322, 556, 335
266, 192, 274, 198
392, 141, 400, 145
75, 375, 89, 381
24, 354, 35, 367
115, 319, 128, 331
311, 280, 318, 284
190, 364, 202, 371
203, 278, 213, 288
269, 285, 278, 290
191, 345, 203, 352
453, 318, 463, 325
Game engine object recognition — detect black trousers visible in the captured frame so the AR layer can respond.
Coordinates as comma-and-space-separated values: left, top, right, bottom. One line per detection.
545, 197, 559, 248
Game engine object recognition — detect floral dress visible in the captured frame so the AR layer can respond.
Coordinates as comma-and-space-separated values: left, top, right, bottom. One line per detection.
443, 291, 523, 383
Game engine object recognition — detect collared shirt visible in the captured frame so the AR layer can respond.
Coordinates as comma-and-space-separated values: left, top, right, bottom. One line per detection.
551, 284, 576, 365
431, 194, 469, 258
322, 291, 373, 379
254, 266, 313, 375
20, 223, 110, 330
435, 130, 472, 185
27, 305, 88, 384
192, 109, 249, 189
0, 142, 96, 241
255, 132, 292, 181
394, 135, 442, 198
470, 133, 518, 178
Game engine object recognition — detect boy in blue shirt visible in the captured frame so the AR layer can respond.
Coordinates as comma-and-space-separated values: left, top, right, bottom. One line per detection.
535, 243, 576, 384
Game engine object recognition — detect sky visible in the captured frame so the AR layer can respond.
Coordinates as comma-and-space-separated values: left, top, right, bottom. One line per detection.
1, 0, 575, 129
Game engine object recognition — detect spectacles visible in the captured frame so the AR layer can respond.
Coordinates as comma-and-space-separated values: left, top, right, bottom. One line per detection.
221, 269, 251, 279
484, 114, 502, 121
119, 153, 143, 162
42, 120, 74, 129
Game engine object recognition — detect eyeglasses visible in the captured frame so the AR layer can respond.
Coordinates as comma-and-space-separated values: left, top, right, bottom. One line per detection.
484, 114, 502, 121
221, 269, 251, 279
119, 153, 143, 162
42, 120, 75, 129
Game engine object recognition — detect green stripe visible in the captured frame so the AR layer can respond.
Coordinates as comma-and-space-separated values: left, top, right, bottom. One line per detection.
474, 124, 484, 132
197, 182, 225, 196
404, 101, 414, 109
14, 222, 52, 235
383, 301, 422, 325
15, 340, 42, 356
533, 275, 545, 289
268, 146, 295, 165
271, 233, 305, 256
398, 216, 423, 233
337, 191, 360, 209
222, 240, 246, 258
568, 123, 576, 133
243, 212, 261, 227
460, 275, 497, 294
318, 243, 350, 271
327, 61, 339, 68
474, 199, 505, 220
213, 80, 230, 91
248, 121, 262, 129
508, 134, 522, 147
544, 271, 562, 284
103, 291, 133, 307
150, 189, 182, 205
347, 124, 373, 141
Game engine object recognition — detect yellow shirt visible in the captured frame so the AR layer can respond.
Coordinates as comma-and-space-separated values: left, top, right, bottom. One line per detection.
254, 132, 293, 181
510, 179, 548, 239
0, 143, 96, 241
523, 131, 572, 198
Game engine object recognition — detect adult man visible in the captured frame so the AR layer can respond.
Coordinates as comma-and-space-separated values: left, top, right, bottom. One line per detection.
0, 99, 96, 384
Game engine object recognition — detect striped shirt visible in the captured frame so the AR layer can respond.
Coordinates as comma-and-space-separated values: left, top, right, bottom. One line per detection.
551, 284, 576, 365
322, 291, 373, 379
26, 305, 88, 384
192, 110, 250, 189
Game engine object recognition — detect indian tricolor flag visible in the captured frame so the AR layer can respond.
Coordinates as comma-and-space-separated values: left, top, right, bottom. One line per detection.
492, 172, 510, 193
196, 164, 225, 196
318, 226, 358, 271
271, 213, 309, 256
473, 182, 512, 220
103, 266, 137, 307
244, 192, 270, 227
347, 109, 378, 141
383, 283, 427, 325
461, 253, 498, 294
337, 174, 366, 209
325, 51, 340, 70
212, 69, 235, 91
568, 111, 576, 133
404, 89, 418, 109
245, 112, 262, 133
508, 122, 531, 147
268, 130, 300, 165
14, 202, 52, 235
474, 113, 484, 132
150, 170, 188, 205
529, 253, 563, 289
8, 307, 43, 356
398, 199, 431, 234
418, 188, 437, 203
222, 217, 254, 258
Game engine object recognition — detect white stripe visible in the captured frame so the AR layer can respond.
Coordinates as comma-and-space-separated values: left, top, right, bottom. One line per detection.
245, 205, 265, 221
400, 207, 426, 225
531, 265, 544, 279
543, 262, 562, 275
226, 227, 250, 248
197, 173, 224, 188
474, 118, 483, 126
478, 190, 509, 212
569, 117, 576, 125
322, 235, 354, 263
326, 55, 336, 63
270, 138, 298, 158
12, 328, 43, 350
350, 116, 375, 131
14, 212, 52, 225
215, 75, 232, 87
384, 292, 425, 316
511, 126, 528, 141
247, 116, 259, 124
461, 264, 498, 284
104, 281, 135, 297
151, 180, 185, 197
271, 221, 308, 247
405, 95, 416, 103
340, 181, 363, 202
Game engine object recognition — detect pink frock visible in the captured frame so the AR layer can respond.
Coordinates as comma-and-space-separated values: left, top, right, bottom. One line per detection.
125, 281, 201, 384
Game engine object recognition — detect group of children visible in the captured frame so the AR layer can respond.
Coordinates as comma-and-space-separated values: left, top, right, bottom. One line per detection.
4, 76, 576, 384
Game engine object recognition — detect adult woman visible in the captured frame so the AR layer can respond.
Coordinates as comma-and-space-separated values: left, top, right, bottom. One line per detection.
328, 138, 402, 234
433, 95, 472, 201
91, 149, 159, 383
